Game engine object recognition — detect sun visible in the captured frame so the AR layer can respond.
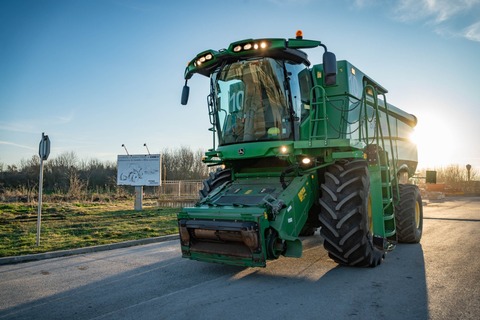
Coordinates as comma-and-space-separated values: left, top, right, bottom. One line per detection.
411, 113, 455, 169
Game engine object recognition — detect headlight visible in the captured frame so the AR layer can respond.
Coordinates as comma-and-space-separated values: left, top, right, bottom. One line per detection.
301, 158, 311, 165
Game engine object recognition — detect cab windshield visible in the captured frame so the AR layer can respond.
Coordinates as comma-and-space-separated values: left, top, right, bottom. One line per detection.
213, 58, 292, 145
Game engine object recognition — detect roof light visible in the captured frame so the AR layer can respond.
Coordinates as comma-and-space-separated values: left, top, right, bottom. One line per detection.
230, 40, 271, 53
296, 30, 303, 39
192, 51, 216, 68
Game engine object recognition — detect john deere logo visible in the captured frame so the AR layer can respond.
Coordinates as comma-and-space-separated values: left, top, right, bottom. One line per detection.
238, 148, 245, 155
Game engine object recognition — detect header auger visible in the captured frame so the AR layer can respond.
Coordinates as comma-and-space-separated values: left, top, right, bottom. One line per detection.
178, 31, 422, 268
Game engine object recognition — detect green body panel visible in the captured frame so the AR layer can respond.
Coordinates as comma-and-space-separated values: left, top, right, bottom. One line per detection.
178, 206, 269, 267
269, 173, 319, 257
217, 141, 292, 160
178, 35, 419, 267
179, 173, 319, 267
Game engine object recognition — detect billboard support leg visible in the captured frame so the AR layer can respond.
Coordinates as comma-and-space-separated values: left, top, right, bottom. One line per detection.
134, 186, 143, 211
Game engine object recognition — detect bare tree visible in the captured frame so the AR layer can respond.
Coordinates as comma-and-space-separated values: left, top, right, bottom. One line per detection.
1, 147, 210, 200
161, 147, 209, 180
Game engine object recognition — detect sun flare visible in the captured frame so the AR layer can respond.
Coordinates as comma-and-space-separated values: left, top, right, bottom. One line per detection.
411, 114, 456, 169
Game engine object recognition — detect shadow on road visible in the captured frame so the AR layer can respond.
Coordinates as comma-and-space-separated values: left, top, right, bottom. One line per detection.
0, 239, 428, 320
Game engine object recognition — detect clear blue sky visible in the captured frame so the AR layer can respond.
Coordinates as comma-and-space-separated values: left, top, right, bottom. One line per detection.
1, 0, 479, 171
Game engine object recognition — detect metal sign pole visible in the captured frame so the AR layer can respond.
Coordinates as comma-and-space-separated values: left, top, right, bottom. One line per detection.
36, 158, 44, 246
36, 132, 50, 247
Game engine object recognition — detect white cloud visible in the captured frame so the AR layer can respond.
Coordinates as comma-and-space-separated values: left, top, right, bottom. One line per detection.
463, 21, 480, 41
0, 140, 35, 151
351, 0, 375, 7
393, 0, 479, 23
350, 0, 480, 42
54, 111, 75, 124
0, 111, 75, 134
392, 0, 431, 22
0, 122, 37, 134
266, 0, 312, 6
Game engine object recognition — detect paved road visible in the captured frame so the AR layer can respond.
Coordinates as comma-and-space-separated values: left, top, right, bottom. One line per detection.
1, 197, 479, 320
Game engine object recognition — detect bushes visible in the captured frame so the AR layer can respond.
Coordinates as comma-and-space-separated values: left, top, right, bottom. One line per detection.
0, 147, 210, 201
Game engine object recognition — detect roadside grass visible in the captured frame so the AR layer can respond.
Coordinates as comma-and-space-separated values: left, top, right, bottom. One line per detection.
0, 201, 179, 257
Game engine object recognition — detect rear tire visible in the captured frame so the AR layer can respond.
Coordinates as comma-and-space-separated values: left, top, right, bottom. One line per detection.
394, 184, 423, 243
199, 168, 231, 199
319, 160, 384, 267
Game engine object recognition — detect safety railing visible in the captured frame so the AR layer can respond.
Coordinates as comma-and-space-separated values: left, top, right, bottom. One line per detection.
308, 85, 328, 146
360, 84, 399, 239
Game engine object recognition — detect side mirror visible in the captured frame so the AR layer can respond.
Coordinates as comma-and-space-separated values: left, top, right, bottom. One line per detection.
322, 51, 337, 86
181, 84, 190, 105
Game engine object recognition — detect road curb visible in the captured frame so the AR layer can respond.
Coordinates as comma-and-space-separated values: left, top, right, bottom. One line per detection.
0, 234, 179, 266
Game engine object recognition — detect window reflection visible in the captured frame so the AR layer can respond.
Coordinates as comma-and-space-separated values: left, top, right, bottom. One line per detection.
215, 58, 291, 145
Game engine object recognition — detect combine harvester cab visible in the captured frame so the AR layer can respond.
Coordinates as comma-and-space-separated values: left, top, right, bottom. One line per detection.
178, 31, 422, 268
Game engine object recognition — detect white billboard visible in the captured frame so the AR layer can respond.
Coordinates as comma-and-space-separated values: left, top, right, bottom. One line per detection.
117, 154, 161, 186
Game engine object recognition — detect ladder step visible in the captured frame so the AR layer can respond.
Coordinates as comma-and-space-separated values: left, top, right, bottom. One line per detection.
385, 229, 396, 238
383, 213, 395, 221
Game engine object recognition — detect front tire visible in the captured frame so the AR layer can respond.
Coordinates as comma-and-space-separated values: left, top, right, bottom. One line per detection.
319, 160, 384, 267
199, 168, 231, 199
394, 184, 423, 243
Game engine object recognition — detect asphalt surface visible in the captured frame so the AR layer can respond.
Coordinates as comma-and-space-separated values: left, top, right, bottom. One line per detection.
0, 197, 479, 320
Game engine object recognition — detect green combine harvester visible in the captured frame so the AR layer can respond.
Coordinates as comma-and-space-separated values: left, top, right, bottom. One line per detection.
178, 31, 422, 268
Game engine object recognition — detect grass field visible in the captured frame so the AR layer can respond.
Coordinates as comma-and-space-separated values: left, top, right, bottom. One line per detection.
0, 201, 179, 257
